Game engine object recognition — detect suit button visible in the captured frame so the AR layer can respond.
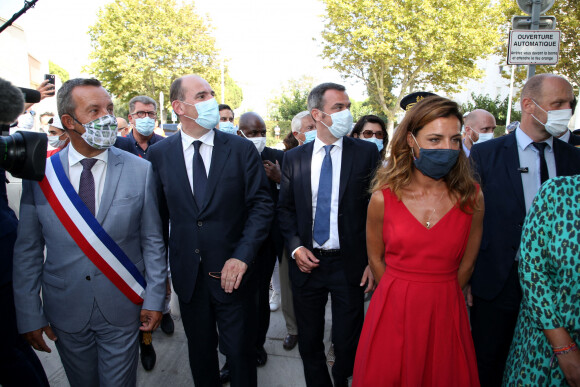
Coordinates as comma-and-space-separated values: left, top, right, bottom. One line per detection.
86, 276, 91, 281
197, 221, 203, 227
195, 249, 200, 254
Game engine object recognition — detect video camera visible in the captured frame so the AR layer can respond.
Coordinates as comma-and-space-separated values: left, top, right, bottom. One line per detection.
0, 78, 47, 181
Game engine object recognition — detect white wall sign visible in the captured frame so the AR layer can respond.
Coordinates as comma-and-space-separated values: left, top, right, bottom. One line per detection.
507, 30, 560, 65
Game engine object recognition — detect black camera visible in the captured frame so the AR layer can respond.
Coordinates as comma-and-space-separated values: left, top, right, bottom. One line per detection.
0, 78, 47, 181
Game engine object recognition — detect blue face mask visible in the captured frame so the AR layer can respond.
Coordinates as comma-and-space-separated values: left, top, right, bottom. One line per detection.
412, 134, 459, 180
364, 137, 383, 152
135, 117, 155, 136
303, 130, 317, 144
181, 98, 220, 130
219, 121, 237, 135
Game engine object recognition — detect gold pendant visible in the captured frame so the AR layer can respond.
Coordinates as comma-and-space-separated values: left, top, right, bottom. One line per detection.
426, 221, 431, 229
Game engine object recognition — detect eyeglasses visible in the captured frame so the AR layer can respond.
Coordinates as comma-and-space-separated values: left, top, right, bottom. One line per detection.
362, 130, 384, 139
131, 111, 157, 119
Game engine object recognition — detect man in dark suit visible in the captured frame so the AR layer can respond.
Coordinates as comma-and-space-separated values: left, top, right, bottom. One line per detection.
146, 75, 274, 387
469, 73, 580, 387
278, 83, 379, 387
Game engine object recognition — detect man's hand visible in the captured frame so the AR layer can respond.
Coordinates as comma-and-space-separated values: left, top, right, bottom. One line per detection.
360, 265, 375, 293
263, 160, 281, 183
23, 325, 57, 352
140, 310, 162, 332
463, 284, 473, 307
37, 79, 55, 100
221, 258, 248, 293
294, 247, 319, 273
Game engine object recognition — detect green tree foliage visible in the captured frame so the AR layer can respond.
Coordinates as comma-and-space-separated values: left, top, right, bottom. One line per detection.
461, 92, 521, 126
49, 61, 69, 83
86, 0, 221, 113
268, 77, 314, 121
319, 0, 503, 130
214, 73, 244, 110
497, 0, 580, 89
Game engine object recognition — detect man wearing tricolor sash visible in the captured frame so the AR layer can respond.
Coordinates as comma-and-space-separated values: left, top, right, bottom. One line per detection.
12, 78, 167, 387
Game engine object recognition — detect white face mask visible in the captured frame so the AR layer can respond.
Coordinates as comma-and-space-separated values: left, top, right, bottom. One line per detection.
319, 109, 353, 138
249, 137, 267, 153
474, 132, 494, 144
48, 134, 68, 149
531, 100, 572, 137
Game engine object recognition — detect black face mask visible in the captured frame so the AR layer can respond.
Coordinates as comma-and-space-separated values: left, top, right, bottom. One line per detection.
412, 134, 459, 180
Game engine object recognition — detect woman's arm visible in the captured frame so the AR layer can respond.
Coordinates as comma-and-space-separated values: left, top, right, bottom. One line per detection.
367, 190, 386, 283
457, 189, 484, 289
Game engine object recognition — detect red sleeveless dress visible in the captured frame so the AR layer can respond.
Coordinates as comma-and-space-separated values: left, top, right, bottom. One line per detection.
353, 188, 479, 386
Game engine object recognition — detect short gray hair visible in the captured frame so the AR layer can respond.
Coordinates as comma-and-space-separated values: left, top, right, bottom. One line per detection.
57, 78, 102, 120
307, 82, 346, 112
291, 111, 311, 133
129, 95, 157, 113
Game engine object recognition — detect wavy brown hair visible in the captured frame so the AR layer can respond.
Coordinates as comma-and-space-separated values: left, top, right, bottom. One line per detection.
371, 96, 478, 213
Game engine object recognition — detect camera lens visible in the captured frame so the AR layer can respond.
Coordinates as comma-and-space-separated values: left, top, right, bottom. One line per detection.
0, 131, 47, 181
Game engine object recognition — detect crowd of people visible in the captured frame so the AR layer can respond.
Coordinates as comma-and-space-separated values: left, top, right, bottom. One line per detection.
1, 71, 579, 387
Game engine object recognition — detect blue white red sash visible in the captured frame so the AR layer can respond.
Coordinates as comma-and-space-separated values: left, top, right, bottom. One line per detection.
38, 154, 146, 305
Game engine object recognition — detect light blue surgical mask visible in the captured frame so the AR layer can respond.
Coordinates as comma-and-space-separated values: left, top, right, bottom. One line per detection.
303, 130, 317, 144
135, 117, 155, 136
181, 98, 220, 130
219, 121, 237, 135
364, 137, 383, 152
320, 109, 353, 138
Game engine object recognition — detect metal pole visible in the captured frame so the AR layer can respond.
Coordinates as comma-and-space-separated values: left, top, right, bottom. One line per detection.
220, 57, 225, 104
527, 0, 542, 79
506, 65, 516, 133
574, 88, 580, 131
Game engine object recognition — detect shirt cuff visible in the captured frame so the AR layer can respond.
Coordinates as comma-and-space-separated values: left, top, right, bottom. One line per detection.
291, 246, 303, 259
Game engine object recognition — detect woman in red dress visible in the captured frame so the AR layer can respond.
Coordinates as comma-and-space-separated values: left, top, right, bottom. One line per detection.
353, 96, 484, 386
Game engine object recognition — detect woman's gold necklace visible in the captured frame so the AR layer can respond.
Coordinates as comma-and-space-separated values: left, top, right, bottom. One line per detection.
411, 190, 447, 229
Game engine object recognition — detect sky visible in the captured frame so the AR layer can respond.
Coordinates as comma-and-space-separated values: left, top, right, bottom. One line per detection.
0, 0, 366, 116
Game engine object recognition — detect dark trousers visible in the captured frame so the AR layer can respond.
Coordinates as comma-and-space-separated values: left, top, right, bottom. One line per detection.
179, 265, 257, 387
292, 253, 364, 387
0, 231, 49, 387
471, 261, 522, 387
256, 242, 278, 349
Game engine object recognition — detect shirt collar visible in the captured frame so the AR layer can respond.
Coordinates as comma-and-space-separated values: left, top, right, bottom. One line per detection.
559, 130, 571, 143
313, 136, 343, 154
515, 126, 553, 152
68, 142, 108, 167
181, 128, 215, 151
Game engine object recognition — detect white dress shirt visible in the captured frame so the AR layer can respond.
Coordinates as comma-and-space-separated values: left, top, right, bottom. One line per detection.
180, 129, 215, 194
515, 126, 556, 213
311, 136, 342, 250
68, 143, 108, 216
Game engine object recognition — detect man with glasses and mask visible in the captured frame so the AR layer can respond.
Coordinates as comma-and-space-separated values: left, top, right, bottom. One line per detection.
469, 73, 580, 386
12, 78, 167, 386
127, 96, 165, 158
278, 82, 379, 387
147, 75, 273, 387
462, 109, 496, 157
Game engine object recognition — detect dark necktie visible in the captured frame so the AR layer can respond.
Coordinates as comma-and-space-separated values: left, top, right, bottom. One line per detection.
313, 145, 334, 246
79, 158, 98, 216
192, 140, 207, 208
532, 142, 549, 184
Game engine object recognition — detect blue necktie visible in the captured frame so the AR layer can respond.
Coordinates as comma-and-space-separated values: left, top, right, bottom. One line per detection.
79, 158, 98, 216
313, 145, 334, 246
192, 141, 207, 208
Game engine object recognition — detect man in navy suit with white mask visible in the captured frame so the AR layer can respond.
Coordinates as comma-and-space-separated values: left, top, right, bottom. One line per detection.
147, 75, 274, 387
278, 82, 379, 387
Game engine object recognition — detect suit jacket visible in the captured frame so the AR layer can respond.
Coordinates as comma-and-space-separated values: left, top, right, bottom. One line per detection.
568, 131, 580, 146
277, 137, 379, 287
114, 136, 139, 156
469, 134, 580, 300
146, 130, 274, 304
261, 147, 285, 260
0, 169, 18, 286
12, 147, 167, 333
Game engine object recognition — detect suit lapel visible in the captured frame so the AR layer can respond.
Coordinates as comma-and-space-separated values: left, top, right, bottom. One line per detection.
338, 138, 353, 206
171, 132, 196, 207
300, 143, 313, 223
97, 148, 123, 223
503, 134, 526, 213
58, 147, 70, 179
201, 130, 230, 213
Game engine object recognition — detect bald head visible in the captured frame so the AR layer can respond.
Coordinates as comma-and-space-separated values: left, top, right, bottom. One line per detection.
116, 117, 129, 136
464, 109, 495, 128
238, 112, 266, 138
521, 73, 572, 105
170, 75, 212, 103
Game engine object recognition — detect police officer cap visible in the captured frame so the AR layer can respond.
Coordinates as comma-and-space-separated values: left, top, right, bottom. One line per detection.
400, 92, 437, 111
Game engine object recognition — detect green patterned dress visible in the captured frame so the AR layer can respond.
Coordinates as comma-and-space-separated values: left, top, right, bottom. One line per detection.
503, 175, 580, 386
